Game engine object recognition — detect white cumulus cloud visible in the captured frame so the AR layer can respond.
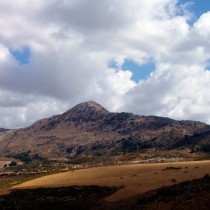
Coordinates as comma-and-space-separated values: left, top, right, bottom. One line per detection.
0, 0, 210, 128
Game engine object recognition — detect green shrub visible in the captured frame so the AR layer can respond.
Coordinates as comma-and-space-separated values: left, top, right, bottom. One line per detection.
8, 161, 17, 167
8, 151, 32, 163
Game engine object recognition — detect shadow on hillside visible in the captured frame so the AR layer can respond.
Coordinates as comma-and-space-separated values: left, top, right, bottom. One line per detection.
1, 175, 210, 209
0, 185, 121, 210
104, 174, 210, 210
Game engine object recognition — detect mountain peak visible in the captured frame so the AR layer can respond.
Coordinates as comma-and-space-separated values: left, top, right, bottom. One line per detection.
72, 101, 109, 112
63, 101, 109, 120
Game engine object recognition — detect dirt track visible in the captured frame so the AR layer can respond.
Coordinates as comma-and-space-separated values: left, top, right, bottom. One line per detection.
12, 160, 210, 201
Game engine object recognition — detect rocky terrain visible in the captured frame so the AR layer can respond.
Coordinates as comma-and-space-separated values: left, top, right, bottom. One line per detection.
0, 101, 210, 159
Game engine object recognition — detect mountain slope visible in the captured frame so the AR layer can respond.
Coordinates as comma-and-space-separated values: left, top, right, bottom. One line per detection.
0, 101, 210, 159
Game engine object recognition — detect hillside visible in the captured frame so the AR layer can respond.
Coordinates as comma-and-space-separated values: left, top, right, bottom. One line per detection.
0, 101, 210, 159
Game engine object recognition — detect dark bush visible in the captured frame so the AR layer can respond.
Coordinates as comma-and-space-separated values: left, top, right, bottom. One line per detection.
8, 161, 17, 167
11, 151, 32, 163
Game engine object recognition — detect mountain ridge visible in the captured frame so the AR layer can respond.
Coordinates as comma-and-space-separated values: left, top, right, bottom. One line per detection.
0, 101, 210, 159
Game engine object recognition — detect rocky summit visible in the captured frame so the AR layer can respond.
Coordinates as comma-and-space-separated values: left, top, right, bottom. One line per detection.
0, 101, 210, 159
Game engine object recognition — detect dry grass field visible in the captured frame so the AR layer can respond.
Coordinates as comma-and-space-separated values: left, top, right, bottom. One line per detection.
12, 160, 210, 202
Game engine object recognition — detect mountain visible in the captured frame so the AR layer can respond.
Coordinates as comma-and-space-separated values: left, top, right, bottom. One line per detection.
0, 128, 9, 133
0, 101, 210, 159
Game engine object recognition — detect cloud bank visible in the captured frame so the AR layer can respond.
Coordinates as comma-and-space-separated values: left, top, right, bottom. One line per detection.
0, 0, 210, 128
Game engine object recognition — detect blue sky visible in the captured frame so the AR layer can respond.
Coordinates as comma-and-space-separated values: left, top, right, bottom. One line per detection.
179, 0, 210, 18
122, 59, 155, 82
10, 47, 31, 65
207, 59, 210, 70
109, 59, 155, 82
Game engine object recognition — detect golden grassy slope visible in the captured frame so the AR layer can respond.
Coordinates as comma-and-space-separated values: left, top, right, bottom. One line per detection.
13, 160, 210, 201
